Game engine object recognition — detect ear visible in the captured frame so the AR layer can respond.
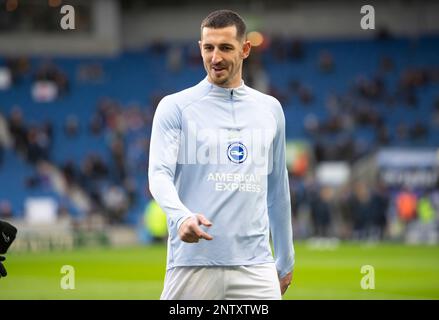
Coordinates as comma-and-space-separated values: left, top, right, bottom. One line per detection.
242, 40, 251, 59
198, 40, 203, 55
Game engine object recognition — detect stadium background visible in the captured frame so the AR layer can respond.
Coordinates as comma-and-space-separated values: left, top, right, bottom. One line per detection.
0, 0, 438, 299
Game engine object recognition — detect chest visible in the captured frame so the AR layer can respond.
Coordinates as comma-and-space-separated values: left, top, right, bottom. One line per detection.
179, 100, 276, 166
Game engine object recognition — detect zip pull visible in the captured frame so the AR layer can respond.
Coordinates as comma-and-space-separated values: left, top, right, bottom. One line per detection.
230, 89, 234, 99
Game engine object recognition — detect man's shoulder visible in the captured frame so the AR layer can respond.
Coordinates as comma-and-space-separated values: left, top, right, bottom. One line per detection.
245, 85, 283, 113
160, 80, 209, 110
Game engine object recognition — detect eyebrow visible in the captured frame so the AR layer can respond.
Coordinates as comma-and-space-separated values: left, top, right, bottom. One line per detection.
202, 43, 235, 47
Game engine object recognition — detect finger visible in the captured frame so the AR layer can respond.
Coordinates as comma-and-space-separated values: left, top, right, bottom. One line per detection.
0, 256, 5, 262
192, 225, 213, 240
181, 232, 200, 243
182, 237, 198, 243
198, 231, 213, 241
183, 231, 211, 242
188, 233, 200, 242
197, 214, 212, 227
181, 233, 196, 243
190, 222, 213, 240
184, 237, 199, 243
281, 282, 289, 295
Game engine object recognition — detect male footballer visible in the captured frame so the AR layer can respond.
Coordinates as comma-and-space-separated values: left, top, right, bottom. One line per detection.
148, 9, 294, 299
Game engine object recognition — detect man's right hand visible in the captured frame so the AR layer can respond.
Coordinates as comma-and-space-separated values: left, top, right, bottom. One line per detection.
178, 214, 213, 243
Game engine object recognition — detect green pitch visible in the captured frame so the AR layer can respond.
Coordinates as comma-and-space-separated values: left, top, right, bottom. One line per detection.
1, 242, 439, 299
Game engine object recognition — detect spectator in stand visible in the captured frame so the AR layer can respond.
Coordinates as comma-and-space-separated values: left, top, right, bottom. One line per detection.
0, 200, 13, 219
379, 56, 394, 74
298, 85, 314, 106
149, 39, 168, 55
338, 185, 354, 239
102, 185, 129, 224
187, 43, 202, 67
376, 123, 390, 145
270, 35, 288, 62
167, 45, 183, 73
244, 52, 270, 94
26, 126, 50, 164
310, 186, 332, 237
33, 60, 70, 97
64, 115, 80, 138
396, 122, 409, 141
62, 160, 80, 188
0, 141, 3, 168
5, 56, 30, 86
123, 178, 138, 208
42, 120, 54, 150
290, 39, 304, 61
433, 96, 439, 127
318, 50, 334, 73
89, 113, 104, 136
349, 182, 374, 240
24, 164, 52, 190
0, 111, 11, 168
8, 106, 28, 157
78, 154, 110, 209
77, 63, 104, 83
409, 121, 428, 141
110, 137, 126, 183
395, 188, 418, 222
370, 182, 390, 240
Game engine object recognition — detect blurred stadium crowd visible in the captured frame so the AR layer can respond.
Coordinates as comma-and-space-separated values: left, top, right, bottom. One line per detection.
1, 4, 439, 244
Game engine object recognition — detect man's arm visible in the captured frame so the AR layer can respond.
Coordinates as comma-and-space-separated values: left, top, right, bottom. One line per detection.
148, 97, 194, 235
148, 97, 212, 241
267, 99, 295, 293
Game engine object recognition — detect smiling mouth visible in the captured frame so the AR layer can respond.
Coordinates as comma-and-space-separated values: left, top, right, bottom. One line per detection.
212, 66, 226, 72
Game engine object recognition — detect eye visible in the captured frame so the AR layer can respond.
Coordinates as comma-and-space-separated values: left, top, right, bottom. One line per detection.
220, 45, 233, 51
203, 45, 214, 51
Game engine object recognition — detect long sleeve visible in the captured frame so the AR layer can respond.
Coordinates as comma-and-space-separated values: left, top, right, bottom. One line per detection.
149, 78, 296, 272
267, 100, 295, 278
148, 96, 194, 235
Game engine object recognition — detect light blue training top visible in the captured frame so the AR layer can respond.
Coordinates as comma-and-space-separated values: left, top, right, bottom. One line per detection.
148, 77, 294, 277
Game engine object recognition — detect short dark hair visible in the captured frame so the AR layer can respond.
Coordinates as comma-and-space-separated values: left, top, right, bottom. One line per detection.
201, 10, 247, 40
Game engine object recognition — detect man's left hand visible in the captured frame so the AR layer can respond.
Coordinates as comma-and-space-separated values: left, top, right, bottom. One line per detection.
279, 271, 293, 295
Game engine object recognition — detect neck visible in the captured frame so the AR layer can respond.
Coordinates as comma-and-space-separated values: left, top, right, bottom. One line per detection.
207, 74, 243, 89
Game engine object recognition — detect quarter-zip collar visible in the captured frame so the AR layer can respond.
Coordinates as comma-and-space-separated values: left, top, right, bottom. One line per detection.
201, 77, 248, 100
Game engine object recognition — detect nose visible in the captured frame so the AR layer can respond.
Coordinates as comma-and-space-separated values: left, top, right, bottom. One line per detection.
211, 48, 223, 65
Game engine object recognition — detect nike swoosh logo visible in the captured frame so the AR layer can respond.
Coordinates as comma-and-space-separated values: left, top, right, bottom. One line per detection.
2, 232, 10, 243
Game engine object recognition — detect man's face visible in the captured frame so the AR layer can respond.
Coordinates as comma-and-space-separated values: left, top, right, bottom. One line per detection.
199, 26, 251, 88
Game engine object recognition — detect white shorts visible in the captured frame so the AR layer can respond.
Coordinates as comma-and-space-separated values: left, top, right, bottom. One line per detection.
160, 263, 281, 300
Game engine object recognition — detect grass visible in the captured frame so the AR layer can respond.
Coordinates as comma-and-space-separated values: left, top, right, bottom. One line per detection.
1, 242, 438, 300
